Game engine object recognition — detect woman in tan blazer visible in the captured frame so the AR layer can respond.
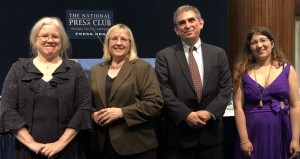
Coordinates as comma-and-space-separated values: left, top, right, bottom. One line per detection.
88, 23, 163, 159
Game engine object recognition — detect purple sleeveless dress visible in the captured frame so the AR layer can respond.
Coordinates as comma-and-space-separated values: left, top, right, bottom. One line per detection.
234, 64, 292, 159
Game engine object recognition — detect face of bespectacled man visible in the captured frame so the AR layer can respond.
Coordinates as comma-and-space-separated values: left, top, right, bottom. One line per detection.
174, 10, 204, 45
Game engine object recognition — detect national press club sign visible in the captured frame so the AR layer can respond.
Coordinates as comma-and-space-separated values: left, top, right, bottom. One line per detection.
66, 10, 114, 39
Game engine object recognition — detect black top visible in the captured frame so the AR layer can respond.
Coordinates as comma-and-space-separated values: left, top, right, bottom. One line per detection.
105, 75, 115, 107
32, 79, 61, 143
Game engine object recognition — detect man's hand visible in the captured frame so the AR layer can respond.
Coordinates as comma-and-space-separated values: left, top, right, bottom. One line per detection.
196, 110, 212, 122
185, 112, 206, 129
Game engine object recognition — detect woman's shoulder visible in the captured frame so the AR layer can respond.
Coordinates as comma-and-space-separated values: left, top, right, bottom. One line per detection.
131, 59, 151, 67
11, 58, 33, 69
61, 59, 79, 71
88, 60, 109, 76
130, 59, 155, 76
90, 60, 109, 69
15, 58, 32, 64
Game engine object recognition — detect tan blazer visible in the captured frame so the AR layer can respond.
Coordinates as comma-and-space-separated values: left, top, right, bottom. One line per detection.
89, 59, 163, 155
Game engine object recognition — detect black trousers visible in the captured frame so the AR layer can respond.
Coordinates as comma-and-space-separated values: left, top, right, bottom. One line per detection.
164, 143, 224, 159
101, 133, 157, 159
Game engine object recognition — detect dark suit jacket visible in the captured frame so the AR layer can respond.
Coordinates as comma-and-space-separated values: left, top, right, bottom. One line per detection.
155, 42, 232, 148
89, 59, 163, 155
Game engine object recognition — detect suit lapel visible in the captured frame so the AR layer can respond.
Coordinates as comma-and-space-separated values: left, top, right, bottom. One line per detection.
96, 62, 109, 107
201, 43, 210, 91
109, 60, 134, 102
174, 44, 196, 93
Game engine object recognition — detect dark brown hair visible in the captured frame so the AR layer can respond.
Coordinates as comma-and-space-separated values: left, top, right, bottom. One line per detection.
232, 27, 289, 92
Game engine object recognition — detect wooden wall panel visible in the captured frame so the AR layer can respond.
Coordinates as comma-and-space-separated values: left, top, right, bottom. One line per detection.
296, 0, 300, 17
228, 0, 295, 71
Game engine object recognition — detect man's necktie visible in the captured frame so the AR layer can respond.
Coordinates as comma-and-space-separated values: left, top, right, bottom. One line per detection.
188, 46, 202, 102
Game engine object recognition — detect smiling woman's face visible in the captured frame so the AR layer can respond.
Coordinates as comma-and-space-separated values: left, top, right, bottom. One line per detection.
36, 24, 62, 58
108, 32, 130, 59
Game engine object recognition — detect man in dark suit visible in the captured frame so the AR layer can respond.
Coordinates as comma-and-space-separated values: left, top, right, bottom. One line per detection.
155, 5, 232, 159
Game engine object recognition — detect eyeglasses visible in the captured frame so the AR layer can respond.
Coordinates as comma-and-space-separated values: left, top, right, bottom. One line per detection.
109, 37, 130, 44
37, 35, 61, 42
249, 38, 270, 46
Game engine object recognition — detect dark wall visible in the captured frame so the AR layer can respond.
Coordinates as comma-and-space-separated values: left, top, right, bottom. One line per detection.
0, 0, 227, 92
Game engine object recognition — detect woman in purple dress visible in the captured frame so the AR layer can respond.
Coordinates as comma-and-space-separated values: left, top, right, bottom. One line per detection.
233, 27, 300, 159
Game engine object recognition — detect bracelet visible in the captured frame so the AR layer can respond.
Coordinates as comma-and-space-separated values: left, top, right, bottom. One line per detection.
240, 140, 249, 145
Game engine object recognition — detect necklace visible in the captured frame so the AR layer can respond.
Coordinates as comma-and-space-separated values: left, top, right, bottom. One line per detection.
109, 64, 122, 70
46, 64, 53, 69
253, 64, 272, 107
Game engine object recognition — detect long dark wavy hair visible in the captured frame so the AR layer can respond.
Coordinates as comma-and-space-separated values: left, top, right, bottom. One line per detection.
232, 27, 289, 92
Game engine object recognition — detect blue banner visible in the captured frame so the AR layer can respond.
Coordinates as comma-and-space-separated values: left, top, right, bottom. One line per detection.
66, 10, 114, 39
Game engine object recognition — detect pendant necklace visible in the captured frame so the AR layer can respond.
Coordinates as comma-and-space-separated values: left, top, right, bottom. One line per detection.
109, 60, 125, 70
253, 64, 272, 107
46, 64, 53, 69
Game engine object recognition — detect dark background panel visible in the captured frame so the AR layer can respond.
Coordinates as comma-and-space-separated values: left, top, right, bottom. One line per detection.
0, 0, 227, 92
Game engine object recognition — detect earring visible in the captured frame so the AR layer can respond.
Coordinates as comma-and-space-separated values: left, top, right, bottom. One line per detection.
249, 54, 254, 60
273, 51, 277, 59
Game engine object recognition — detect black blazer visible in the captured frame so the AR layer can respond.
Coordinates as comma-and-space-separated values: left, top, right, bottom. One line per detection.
155, 42, 232, 148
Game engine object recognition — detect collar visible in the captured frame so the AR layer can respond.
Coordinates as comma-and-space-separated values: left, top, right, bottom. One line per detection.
21, 58, 71, 84
182, 39, 201, 53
